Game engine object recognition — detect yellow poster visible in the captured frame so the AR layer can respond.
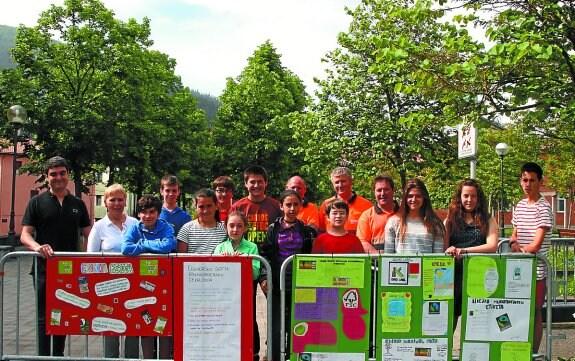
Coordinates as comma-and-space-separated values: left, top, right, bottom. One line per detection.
422, 258, 454, 300
295, 257, 365, 288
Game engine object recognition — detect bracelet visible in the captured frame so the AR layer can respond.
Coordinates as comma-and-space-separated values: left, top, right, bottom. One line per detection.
509, 241, 517, 246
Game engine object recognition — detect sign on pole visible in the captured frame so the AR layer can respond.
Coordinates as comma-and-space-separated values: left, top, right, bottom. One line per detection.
458, 122, 478, 159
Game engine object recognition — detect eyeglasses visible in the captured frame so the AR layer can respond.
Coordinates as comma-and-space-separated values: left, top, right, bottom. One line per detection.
215, 188, 232, 194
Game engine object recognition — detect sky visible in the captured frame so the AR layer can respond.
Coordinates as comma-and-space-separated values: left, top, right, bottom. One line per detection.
0, 0, 360, 96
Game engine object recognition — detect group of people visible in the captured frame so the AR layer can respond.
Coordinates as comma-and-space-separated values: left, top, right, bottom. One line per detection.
19, 156, 553, 359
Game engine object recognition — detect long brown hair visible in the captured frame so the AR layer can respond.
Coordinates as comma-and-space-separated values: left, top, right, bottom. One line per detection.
398, 178, 445, 242
445, 178, 489, 237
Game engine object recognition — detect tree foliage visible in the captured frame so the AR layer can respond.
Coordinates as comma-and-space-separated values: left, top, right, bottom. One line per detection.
212, 40, 310, 197
2, 0, 206, 197
291, 0, 467, 198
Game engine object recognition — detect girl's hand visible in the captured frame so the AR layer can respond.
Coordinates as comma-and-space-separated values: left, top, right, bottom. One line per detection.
260, 280, 268, 295
445, 246, 457, 256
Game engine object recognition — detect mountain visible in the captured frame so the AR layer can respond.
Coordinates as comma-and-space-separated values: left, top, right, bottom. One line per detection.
0, 25, 17, 69
0, 24, 220, 120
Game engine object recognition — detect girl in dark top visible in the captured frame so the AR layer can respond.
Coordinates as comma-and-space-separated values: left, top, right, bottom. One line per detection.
445, 178, 498, 328
260, 190, 316, 361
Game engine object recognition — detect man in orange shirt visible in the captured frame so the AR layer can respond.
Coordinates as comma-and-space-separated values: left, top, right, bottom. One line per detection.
357, 174, 398, 252
286, 175, 319, 229
318, 167, 372, 234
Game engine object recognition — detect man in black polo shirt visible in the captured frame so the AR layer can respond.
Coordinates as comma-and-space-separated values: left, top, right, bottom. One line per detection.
20, 156, 91, 356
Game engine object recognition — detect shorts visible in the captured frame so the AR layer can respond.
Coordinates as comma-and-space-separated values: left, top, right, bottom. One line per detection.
535, 278, 547, 309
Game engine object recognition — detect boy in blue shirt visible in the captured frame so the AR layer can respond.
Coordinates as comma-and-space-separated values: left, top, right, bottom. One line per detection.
122, 194, 176, 256
122, 194, 175, 358
159, 175, 191, 236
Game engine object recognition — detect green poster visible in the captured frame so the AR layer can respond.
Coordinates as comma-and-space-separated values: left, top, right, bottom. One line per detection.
290, 256, 371, 361
460, 256, 536, 361
377, 255, 454, 361
295, 257, 365, 288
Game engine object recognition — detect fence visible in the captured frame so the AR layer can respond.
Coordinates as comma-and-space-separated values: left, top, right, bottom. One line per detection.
0, 249, 569, 361
0, 251, 272, 361
279, 253, 554, 361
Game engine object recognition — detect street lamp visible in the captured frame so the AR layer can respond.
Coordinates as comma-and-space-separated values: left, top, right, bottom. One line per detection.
6, 105, 28, 247
495, 142, 509, 238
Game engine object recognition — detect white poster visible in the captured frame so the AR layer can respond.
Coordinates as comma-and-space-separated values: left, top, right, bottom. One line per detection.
183, 262, 241, 361
464, 298, 531, 342
380, 257, 421, 287
381, 338, 448, 361
461, 342, 490, 361
422, 301, 449, 336
505, 259, 533, 299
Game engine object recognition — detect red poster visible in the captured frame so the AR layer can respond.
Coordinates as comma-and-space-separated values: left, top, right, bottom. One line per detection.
46, 256, 173, 337
173, 256, 254, 361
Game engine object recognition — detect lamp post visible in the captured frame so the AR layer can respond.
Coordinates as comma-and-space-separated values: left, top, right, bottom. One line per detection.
6, 105, 27, 247
495, 142, 509, 238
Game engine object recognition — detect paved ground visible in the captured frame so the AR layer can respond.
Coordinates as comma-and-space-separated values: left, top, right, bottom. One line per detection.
1, 253, 573, 360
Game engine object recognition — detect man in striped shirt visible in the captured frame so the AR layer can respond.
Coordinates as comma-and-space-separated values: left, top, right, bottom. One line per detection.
509, 162, 553, 354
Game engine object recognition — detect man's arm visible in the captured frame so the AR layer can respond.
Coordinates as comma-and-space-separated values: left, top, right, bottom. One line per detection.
508, 227, 523, 252
81, 226, 91, 252
20, 225, 54, 258
522, 227, 548, 253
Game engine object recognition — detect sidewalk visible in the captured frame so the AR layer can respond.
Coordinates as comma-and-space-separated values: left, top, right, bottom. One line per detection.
1, 253, 573, 360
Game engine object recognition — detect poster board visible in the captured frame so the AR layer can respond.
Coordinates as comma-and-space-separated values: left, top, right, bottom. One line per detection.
173, 256, 254, 361
46, 256, 172, 336
459, 256, 536, 361
290, 256, 372, 361
377, 255, 454, 361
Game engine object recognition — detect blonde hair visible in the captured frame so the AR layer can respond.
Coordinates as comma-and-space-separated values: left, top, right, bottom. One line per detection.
104, 184, 127, 203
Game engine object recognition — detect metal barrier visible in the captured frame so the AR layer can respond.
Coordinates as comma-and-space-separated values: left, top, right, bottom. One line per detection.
0, 251, 273, 361
279, 252, 554, 361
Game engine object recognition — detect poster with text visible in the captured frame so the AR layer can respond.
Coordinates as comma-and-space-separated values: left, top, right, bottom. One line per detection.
46, 256, 172, 336
377, 255, 454, 361
291, 256, 371, 361
460, 256, 536, 361
173, 256, 254, 361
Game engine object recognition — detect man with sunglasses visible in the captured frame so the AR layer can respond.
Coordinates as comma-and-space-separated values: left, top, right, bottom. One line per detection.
212, 176, 235, 222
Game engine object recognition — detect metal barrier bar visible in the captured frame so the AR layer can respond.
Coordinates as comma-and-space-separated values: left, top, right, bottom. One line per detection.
279, 252, 553, 361
0, 251, 272, 361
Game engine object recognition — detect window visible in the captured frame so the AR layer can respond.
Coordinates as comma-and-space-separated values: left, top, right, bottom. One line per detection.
558, 197, 565, 213
96, 195, 103, 206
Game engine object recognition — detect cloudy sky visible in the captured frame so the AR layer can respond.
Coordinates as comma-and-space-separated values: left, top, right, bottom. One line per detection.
0, 0, 360, 96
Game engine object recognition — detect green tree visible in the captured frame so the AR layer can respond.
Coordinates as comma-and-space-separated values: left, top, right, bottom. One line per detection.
292, 0, 469, 197
213, 40, 309, 196
5, 0, 206, 196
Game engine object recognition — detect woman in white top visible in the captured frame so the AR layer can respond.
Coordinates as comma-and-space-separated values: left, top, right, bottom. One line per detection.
87, 184, 139, 358
177, 188, 227, 254
384, 178, 445, 254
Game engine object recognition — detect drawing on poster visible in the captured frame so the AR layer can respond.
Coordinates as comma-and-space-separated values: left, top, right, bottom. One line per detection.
380, 257, 421, 287
465, 298, 530, 342
381, 292, 411, 332
461, 342, 489, 361
294, 288, 338, 320
466, 257, 499, 298
55, 289, 91, 308
295, 352, 364, 361
505, 259, 533, 299
92, 317, 127, 333
95, 278, 130, 296
500, 341, 531, 361
381, 338, 448, 361
422, 301, 448, 336
295, 258, 365, 288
